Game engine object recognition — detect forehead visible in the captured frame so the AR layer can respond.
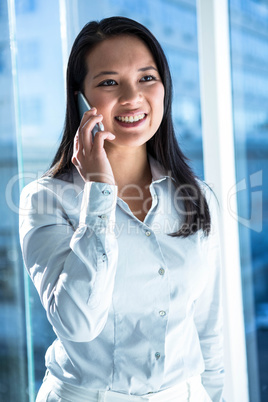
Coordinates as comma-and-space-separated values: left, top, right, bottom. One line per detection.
85, 35, 156, 72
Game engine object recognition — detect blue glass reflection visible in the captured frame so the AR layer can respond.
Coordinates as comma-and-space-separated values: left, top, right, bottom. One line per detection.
230, 0, 268, 400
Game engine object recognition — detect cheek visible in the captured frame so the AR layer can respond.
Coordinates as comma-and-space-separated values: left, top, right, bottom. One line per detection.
152, 86, 165, 122
155, 84, 165, 106
94, 97, 114, 125
93, 96, 108, 112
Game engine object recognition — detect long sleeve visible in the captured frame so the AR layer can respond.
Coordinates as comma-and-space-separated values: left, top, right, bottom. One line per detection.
19, 179, 118, 342
193, 189, 224, 401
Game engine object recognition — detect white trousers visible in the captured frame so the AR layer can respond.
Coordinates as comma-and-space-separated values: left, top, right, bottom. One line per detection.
36, 372, 212, 402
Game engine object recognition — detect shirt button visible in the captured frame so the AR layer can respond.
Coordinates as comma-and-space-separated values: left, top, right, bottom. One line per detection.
159, 310, 166, 317
158, 268, 165, 276
145, 231, 151, 237
155, 352, 161, 360
102, 189, 111, 196
99, 214, 107, 220
102, 253, 107, 262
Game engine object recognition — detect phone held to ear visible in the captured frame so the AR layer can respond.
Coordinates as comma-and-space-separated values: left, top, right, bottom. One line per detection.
77, 91, 104, 140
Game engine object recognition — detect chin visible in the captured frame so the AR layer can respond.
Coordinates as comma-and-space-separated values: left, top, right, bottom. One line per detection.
116, 137, 151, 149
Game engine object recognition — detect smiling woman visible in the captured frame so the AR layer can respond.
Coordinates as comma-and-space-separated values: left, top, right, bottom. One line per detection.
82, 34, 165, 151
19, 16, 224, 402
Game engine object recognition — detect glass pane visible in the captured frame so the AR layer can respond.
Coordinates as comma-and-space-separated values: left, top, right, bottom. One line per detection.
0, 1, 28, 401
229, 0, 268, 401
14, 0, 65, 398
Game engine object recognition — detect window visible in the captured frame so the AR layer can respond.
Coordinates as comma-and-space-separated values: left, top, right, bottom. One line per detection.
15, 0, 36, 14
0, 46, 6, 73
0, 0, 64, 400
17, 41, 41, 70
229, 0, 268, 400
0, 1, 28, 400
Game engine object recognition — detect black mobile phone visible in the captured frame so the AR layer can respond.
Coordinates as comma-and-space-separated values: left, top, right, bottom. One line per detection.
77, 91, 104, 140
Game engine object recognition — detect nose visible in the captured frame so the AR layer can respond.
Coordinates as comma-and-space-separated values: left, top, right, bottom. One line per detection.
119, 82, 142, 106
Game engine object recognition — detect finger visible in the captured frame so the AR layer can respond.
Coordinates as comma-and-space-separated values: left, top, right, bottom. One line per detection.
81, 113, 103, 131
73, 131, 79, 153
79, 107, 97, 127
73, 129, 84, 163
72, 155, 78, 166
72, 150, 83, 167
81, 114, 104, 150
92, 131, 116, 155
78, 108, 97, 151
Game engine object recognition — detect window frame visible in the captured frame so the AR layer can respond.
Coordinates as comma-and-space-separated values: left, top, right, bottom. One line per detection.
197, 0, 253, 400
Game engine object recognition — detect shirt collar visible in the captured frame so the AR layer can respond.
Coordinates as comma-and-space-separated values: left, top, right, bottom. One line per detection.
148, 154, 172, 184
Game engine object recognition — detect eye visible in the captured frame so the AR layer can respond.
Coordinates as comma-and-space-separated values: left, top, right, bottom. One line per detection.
98, 79, 117, 86
140, 75, 156, 82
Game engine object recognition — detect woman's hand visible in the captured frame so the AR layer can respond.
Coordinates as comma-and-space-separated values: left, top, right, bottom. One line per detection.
72, 108, 116, 184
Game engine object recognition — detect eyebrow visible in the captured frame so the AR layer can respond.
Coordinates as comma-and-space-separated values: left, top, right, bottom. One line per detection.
139, 66, 158, 72
93, 66, 158, 79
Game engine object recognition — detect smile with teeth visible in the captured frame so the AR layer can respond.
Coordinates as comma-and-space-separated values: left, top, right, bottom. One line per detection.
116, 114, 146, 123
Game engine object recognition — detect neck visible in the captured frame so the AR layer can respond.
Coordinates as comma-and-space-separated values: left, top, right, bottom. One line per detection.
105, 144, 153, 221
105, 145, 152, 190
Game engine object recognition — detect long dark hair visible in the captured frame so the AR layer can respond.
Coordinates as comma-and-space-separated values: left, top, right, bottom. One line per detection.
47, 16, 211, 237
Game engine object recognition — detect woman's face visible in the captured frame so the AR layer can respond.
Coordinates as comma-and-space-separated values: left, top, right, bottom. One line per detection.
83, 35, 165, 149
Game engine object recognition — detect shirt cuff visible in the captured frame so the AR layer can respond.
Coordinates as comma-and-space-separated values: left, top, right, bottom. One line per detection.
79, 182, 118, 227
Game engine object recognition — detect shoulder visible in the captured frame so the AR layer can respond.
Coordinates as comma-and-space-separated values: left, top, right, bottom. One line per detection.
19, 169, 84, 240
20, 168, 84, 205
19, 169, 85, 233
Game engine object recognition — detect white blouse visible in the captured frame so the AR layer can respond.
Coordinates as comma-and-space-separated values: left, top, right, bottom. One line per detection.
19, 156, 224, 401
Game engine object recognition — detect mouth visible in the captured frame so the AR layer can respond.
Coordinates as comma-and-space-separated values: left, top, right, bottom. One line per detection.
115, 113, 146, 124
